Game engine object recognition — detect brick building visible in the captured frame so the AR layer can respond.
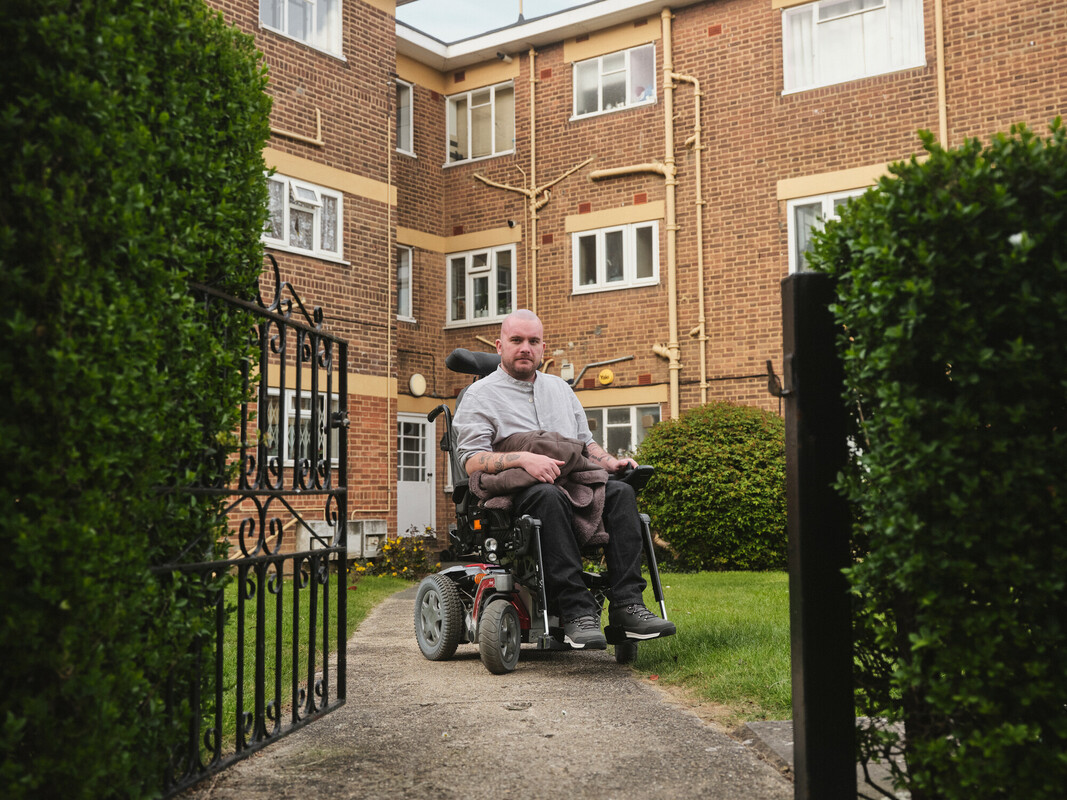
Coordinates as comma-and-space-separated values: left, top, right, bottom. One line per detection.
212, 0, 1066, 548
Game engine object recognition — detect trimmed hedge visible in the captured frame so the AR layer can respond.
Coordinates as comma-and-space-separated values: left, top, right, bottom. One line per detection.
0, 2, 271, 798
811, 121, 1067, 800
635, 401, 787, 571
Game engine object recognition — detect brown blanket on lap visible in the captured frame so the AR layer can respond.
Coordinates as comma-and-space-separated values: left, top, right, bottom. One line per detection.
467, 431, 609, 546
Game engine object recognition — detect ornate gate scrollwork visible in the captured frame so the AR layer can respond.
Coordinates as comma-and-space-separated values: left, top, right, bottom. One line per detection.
157, 257, 349, 796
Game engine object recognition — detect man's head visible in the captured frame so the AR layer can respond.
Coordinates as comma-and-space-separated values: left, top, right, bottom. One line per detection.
497, 309, 544, 382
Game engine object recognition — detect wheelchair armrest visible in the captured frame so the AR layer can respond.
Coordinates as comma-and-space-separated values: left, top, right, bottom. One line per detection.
612, 464, 654, 493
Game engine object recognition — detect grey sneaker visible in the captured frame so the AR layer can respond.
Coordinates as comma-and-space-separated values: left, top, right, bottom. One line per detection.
609, 604, 676, 640
563, 615, 607, 649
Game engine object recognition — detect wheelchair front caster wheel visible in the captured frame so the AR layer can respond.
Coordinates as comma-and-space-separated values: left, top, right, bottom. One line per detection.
479, 600, 521, 674
614, 640, 638, 664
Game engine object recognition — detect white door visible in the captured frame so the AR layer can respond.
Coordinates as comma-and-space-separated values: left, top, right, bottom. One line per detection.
396, 413, 435, 536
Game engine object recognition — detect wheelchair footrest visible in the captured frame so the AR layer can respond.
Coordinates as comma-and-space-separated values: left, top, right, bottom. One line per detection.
604, 624, 676, 644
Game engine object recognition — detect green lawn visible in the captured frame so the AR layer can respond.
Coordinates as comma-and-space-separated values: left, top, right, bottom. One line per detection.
632, 571, 792, 726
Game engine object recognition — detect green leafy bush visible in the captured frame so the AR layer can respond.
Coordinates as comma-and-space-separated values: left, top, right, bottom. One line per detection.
0, 2, 271, 797
811, 121, 1067, 800
635, 402, 786, 571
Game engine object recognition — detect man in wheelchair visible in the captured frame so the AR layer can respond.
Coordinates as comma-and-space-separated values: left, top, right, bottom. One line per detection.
452, 309, 676, 651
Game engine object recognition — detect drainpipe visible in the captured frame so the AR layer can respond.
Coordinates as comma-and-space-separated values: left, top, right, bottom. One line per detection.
935, 0, 948, 145
661, 7, 681, 419
529, 47, 539, 314
673, 71, 708, 405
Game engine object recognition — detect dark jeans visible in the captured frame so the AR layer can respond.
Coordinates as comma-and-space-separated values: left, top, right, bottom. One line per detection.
512, 478, 647, 620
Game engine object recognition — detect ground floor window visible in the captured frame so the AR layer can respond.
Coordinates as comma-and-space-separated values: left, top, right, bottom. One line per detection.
585, 403, 661, 458
263, 388, 340, 466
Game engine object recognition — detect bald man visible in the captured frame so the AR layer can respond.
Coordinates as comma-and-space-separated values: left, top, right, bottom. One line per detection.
454, 310, 675, 649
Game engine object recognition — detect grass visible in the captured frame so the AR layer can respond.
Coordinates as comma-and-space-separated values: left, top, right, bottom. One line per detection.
630, 571, 792, 728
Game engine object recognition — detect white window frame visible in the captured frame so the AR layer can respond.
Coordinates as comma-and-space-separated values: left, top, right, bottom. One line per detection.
445, 82, 515, 165
397, 245, 414, 322
787, 189, 866, 273
585, 404, 661, 458
572, 43, 656, 120
571, 221, 659, 295
445, 245, 515, 327
264, 174, 344, 262
396, 79, 415, 156
259, 0, 343, 58
263, 388, 341, 466
782, 0, 925, 94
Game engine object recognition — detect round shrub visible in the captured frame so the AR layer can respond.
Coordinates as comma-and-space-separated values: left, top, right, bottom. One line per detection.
0, 2, 270, 798
811, 121, 1067, 800
636, 401, 786, 571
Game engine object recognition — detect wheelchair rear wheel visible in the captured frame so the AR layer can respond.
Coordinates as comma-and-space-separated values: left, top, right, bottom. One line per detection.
415, 574, 464, 661
479, 600, 521, 674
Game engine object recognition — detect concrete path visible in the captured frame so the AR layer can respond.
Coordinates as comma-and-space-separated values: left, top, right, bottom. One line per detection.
181, 586, 793, 800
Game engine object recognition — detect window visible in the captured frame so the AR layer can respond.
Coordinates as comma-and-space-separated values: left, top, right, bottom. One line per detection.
259, 0, 342, 56
573, 44, 656, 118
396, 80, 414, 155
263, 389, 341, 465
446, 82, 515, 164
397, 246, 413, 321
787, 189, 865, 272
264, 175, 343, 260
586, 404, 661, 458
447, 246, 515, 325
782, 0, 924, 93
572, 221, 659, 294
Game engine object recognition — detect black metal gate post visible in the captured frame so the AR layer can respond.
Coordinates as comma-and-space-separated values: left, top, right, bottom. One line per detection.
778, 272, 855, 799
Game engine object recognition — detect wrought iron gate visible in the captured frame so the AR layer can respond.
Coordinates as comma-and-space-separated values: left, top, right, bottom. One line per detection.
157, 257, 349, 795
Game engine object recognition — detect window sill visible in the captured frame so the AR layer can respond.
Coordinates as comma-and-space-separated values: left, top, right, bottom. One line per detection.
259, 23, 347, 62
443, 316, 507, 330
442, 149, 515, 168
397, 315, 417, 324
781, 60, 926, 95
572, 279, 660, 296
397, 148, 416, 158
264, 242, 350, 266
569, 98, 656, 123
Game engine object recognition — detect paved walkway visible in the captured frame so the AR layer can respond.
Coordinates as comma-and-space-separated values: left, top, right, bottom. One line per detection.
181, 586, 793, 800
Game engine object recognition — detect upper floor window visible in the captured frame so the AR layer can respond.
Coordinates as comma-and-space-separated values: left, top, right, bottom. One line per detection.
396, 80, 414, 155
259, 0, 342, 56
782, 0, 924, 93
787, 189, 865, 273
447, 246, 514, 325
397, 246, 414, 321
447, 82, 515, 164
572, 221, 659, 294
573, 44, 656, 119
264, 175, 343, 261
586, 404, 661, 458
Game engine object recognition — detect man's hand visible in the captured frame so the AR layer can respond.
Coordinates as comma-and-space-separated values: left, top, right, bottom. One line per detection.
585, 441, 636, 473
465, 450, 565, 483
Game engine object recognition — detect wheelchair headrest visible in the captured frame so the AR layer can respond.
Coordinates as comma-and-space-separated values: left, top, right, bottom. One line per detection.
446, 348, 501, 378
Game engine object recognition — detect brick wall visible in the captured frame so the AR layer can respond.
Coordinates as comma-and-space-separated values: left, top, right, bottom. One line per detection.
208, 0, 1067, 547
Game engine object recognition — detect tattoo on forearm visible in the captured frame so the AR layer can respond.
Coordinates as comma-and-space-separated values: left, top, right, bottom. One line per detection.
472, 451, 523, 474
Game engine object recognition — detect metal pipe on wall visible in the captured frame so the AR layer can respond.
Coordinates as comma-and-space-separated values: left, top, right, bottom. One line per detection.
673, 71, 708, 405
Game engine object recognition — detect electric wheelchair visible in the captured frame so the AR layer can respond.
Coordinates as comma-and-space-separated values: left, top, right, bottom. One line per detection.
413, 348, 671, 674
